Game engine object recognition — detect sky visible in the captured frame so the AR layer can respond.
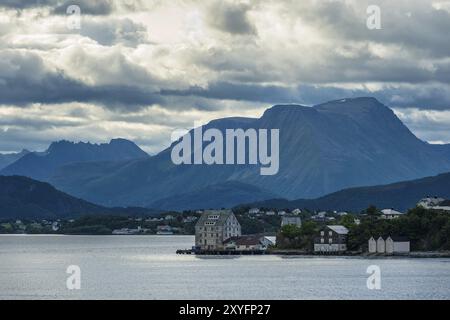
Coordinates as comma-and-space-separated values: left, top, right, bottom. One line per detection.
1, 0, 450, 153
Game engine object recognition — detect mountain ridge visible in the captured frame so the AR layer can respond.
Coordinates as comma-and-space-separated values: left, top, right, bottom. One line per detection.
1, 138, 148, 181
240, 171, 450, 212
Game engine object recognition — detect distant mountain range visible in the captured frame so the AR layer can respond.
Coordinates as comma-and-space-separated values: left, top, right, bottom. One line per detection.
242, 172, 450, 212
2, 97, 450, 211
0, 149, 29, 170
0, 176, 158, 220
44, 97, 450, 209
1, 139, 148, 181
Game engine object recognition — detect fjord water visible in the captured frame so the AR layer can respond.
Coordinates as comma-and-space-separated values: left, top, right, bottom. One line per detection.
0, 235, 449, 300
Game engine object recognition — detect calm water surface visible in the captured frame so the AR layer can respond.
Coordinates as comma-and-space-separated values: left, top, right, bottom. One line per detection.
0, 235, 449, 300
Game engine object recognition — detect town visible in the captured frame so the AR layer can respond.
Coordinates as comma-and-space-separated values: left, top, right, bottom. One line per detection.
2, 196, 450, 256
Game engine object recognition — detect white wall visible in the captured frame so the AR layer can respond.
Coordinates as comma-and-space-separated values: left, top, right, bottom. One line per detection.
393, 242, 410, 253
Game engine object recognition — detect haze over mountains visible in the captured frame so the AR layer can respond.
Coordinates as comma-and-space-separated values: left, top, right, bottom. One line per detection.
0, 150, 29, 170
2, 97, 450, 211
1, 139, 148, 181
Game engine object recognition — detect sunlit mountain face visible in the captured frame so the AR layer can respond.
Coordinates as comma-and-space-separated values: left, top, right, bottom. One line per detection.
0, 0, 450, 155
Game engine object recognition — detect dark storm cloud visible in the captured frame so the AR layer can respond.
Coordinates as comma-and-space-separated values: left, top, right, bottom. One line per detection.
0, 71, 164, 109
206, 1, 256, 35
160, 81, 450, 111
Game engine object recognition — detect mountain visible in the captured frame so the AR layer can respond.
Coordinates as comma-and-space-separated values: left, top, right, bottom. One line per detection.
150, 181, 279, 211
46, 97, 450, 209
0, 149, 29, 170
242, 172, 450, 212
1, 139, 148, 181
0, 175, 109, 219
0, 176, 159, 219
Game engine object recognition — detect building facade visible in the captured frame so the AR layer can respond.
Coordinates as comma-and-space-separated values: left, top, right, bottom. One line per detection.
313, 225, 349, 253
223, 234, 273, 251
281, 216, 302, 228
369, 236, 410, 254
195, 210, 241, 250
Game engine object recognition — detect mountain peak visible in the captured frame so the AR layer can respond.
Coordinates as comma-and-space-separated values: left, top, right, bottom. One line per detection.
314, 97, 387, 112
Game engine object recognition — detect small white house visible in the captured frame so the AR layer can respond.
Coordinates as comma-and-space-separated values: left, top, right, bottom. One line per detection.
265, 211, 275, 216
277, 211, 287, 216
368, 237, 377, 253
381, 209, 405, 219
292, 208, 302, 215
248, 208, 260, 214
376, 236, 385, 253
370, 236, 410, 254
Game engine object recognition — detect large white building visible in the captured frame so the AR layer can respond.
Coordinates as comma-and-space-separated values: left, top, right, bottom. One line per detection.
195, 210, 241, 250
417, 197, 450, 211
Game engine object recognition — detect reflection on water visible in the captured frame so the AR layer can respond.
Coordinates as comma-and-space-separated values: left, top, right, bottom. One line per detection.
0, 235, 449, 300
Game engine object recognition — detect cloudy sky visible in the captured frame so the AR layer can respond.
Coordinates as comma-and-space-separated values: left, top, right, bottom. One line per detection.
1, 0, 450, 153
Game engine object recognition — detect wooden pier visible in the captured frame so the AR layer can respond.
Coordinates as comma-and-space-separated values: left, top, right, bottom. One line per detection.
176, 249, 265, 255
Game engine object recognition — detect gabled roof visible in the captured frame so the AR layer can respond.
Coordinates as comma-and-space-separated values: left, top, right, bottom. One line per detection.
387, 236, 409, 242
196, 210, 234, 227
327, 225, 349, 235
223, 234, 266, 246
381, 208, 404, 215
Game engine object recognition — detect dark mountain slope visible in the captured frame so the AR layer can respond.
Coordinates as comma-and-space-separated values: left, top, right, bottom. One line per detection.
242, 172, 450, 212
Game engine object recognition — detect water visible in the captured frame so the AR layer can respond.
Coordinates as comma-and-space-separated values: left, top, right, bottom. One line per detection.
0, 235, 449, 300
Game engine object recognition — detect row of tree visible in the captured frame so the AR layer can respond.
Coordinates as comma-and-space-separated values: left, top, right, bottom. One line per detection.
276, 206, 450, 252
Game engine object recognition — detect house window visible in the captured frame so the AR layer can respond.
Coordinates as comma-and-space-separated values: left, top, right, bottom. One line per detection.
320, 231, 324, 236
321, 238, 324, 244
329, 231, 333, 236
329, 238, 332, 244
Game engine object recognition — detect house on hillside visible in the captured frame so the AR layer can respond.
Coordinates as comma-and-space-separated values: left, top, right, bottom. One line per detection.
195, 210, 241, 250
292, 208, 302, 215
248, 208, 260, 214
313, 225, 349, 253
281, 216, 302, 228
381, 208, 405, 219
418, 197, 450, 211
223, 234, 273, 251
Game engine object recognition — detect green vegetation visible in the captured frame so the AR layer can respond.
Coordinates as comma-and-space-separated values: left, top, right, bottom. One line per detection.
348, 207, 450, 251
276, 221, 318, 251
275, 206, 450, 252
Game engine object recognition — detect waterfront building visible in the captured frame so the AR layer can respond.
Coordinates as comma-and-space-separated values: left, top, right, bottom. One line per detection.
376, 236, 385, 253
195, 210, 241, 250
368, 237, 377, 253
223, 234, 273, 251
313, 225, 348, 253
